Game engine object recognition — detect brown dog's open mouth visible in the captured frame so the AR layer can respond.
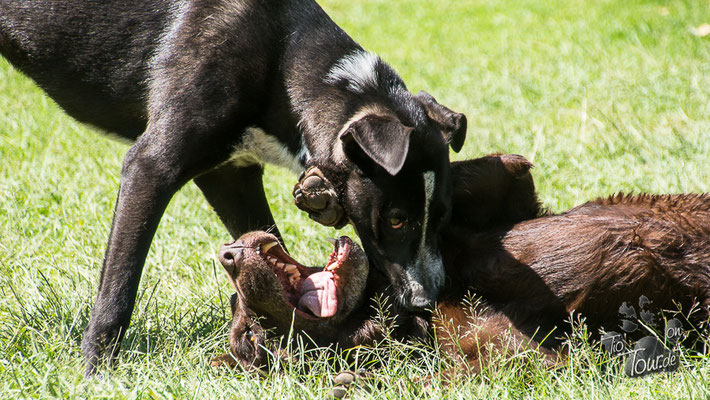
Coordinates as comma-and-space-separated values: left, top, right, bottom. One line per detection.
256, 237, 352, 319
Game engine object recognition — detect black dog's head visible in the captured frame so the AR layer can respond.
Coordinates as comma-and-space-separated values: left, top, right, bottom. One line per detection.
318, 84, 466, 311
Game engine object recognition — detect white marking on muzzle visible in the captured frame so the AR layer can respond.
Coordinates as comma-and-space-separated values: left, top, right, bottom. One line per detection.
405, 171, 444, 306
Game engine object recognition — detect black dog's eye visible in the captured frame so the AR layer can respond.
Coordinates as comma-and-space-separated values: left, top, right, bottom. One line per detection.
385, 210, 408, 230
389, 217, 404, 229
246, 328, 254, 342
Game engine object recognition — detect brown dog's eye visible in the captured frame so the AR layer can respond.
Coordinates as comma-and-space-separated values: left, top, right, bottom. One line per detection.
389, 217, 404, 229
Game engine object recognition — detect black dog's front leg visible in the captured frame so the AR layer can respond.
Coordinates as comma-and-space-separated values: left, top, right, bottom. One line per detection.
80, 132, 200, 376
195, 163, 282, 242
81, 149, 168, 375
293, 166, 347, 228
80, 120, 245, 375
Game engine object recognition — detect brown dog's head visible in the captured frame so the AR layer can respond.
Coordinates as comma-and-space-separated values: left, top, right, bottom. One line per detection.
214, 231, 370, 368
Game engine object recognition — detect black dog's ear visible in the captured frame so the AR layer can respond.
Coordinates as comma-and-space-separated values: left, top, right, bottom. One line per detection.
416, 91, 467, 152
340, 113, 413, 176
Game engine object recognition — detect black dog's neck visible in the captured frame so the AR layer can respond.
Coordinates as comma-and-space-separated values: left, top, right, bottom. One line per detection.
274, 0, 412, 166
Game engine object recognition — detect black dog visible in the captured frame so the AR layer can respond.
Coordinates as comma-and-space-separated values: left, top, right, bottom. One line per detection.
0, 0, 466, 374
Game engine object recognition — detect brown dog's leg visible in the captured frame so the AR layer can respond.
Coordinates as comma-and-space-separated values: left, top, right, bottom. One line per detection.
329, 369, 378, 399
293, 166, 347, 228
433, 303, 561, 381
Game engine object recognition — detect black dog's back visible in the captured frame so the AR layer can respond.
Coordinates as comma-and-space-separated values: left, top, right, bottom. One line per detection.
0, 0, 172, 138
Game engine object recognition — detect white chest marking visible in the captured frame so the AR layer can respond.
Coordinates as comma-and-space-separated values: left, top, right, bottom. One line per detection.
230, 127, 304, 174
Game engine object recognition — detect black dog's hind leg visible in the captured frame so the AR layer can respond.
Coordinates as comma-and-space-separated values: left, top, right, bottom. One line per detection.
194, 163, 282, 241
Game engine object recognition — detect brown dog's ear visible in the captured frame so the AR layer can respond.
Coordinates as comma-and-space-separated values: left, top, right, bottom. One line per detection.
340, 113, 413, 176
229, 293, 239, 316
416, 91, 467, 152
228, 301, 269, 371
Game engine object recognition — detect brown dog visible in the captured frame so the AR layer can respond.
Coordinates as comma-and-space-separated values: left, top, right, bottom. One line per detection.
211, 233, 375, 370
214, 154, 710, 376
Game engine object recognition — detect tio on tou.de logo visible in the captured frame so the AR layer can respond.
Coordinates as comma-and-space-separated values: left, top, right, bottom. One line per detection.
601, 295, 683, 378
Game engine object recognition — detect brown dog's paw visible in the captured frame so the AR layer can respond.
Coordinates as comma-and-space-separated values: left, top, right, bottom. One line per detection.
210, 353, 237, 369
329, 370, 357, 399
293, 167, 347, 228
328, 369, 375, 399
498, 153, 534, 177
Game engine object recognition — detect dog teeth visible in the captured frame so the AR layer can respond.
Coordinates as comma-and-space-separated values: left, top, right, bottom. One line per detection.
325, 237, 337, 245
284, 264, 298, 274
276, 262, 285, 269
267, 256, 278, 265
326, 262, 339, 271
260, 241, 278, 254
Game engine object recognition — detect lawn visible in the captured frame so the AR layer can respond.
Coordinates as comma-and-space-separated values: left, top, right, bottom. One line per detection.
1, 0, 710, 398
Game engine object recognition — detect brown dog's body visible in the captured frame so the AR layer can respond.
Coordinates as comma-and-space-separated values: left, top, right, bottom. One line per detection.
216, 154, 710, 373
438, 190, 710, 369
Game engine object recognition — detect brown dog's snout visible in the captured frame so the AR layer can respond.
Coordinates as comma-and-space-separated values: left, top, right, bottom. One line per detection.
218, 241, 244, 284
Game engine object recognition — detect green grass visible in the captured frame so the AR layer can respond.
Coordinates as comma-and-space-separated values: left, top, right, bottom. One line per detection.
1, 0, 710, 398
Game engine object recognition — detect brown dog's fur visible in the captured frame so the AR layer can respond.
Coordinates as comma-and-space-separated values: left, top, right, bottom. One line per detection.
215, 154, 710, 374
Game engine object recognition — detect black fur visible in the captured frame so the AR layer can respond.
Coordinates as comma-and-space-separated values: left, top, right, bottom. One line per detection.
0, 0, 466, 375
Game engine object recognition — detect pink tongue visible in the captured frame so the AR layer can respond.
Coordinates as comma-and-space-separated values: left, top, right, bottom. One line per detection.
298, 271, 337, 317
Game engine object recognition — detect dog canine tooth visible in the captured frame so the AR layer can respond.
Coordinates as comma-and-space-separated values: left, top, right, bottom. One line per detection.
260, 241, 279, 254
326, 263, 339, 271
325, 237, 337, 245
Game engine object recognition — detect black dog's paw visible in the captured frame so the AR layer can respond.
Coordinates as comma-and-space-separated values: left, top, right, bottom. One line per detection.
293, 167, 347, 228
